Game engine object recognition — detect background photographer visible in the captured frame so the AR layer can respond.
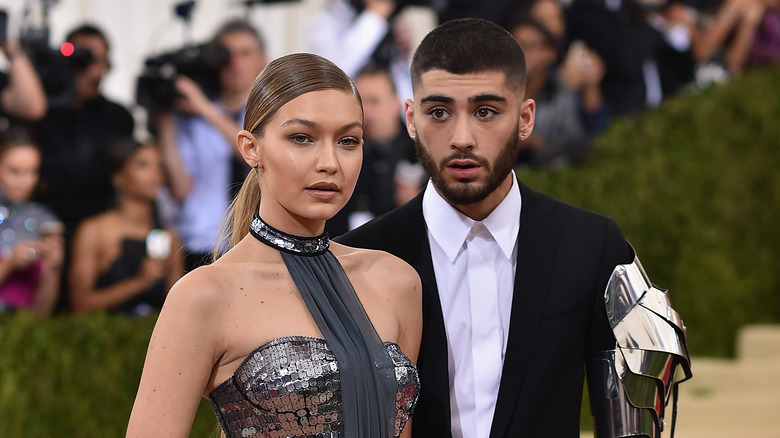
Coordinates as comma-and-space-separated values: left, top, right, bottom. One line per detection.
153, 19, 266, 272
32, 23, 134, 237
308, 0, 416, 104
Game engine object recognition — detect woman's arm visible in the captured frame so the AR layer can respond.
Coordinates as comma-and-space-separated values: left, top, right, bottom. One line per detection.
126, 270, 224, 437
68, 220, 164, 313
31, 234, 64, 318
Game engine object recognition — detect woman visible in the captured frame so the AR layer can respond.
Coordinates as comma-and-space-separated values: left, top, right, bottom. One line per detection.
0, 125, 63, 318
126, 53, 422, 438
68, 139, 183, 317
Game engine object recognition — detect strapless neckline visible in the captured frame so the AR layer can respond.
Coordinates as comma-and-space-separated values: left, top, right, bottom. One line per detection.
208, 335, 419, 438
212, 335, 403, 392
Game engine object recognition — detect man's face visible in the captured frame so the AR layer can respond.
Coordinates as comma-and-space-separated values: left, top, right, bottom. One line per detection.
512, 25, 558, 79
70, 34, 110, 103
219, 31, 266, 96
405, 70, 534, 216
355, 72, 401, 142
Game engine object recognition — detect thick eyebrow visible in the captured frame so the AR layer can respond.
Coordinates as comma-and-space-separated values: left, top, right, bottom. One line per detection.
420, 95, 454, 105
419, 94, 507, 105
468, 94, 507, 104
281, 118, 363, 131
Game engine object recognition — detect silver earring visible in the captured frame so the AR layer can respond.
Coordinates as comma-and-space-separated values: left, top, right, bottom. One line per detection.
521, 133, 527, 140
410, 134, 416, 140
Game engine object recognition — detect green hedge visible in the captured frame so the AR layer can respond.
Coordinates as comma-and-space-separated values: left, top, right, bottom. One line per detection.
1, 67, 778, 436
0, 311, 218, 437
518, 66, 780, 357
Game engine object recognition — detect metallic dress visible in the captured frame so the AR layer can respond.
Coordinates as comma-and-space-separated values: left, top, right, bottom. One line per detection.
209, 336, 420, 438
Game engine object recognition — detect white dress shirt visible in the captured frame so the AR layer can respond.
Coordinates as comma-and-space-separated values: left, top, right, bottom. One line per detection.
422, 175, 522, 438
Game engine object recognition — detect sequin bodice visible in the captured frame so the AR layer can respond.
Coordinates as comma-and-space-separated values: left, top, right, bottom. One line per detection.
209, 336, 419, 438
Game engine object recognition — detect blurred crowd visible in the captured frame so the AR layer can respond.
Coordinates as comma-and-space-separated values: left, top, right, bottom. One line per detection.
1, 0, 778, 318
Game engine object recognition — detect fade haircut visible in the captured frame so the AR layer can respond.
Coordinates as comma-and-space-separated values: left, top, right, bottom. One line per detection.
410, 18, 527, 94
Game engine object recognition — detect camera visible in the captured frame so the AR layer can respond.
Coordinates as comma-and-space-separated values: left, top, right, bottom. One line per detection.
136, 42, 230, 112
11, 1, 96, 109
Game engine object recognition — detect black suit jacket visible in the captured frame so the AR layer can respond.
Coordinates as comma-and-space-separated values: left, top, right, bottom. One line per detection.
336, 180, 633, 437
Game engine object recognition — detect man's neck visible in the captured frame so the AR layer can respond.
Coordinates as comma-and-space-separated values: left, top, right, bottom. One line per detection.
445, 173, 515, 221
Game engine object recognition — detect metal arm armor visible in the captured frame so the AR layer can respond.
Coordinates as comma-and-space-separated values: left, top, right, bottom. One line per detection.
588, 248, 692, 438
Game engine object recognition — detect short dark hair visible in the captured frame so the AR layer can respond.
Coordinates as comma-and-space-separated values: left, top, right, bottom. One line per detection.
213, 19, 265, 52
66, 23, 109, 50
410, 18, 527, 93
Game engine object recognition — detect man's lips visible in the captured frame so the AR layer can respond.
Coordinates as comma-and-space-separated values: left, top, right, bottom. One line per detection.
446, 159, 481, 179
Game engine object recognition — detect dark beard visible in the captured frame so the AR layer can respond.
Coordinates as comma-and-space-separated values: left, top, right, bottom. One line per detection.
414, 126, 521, 205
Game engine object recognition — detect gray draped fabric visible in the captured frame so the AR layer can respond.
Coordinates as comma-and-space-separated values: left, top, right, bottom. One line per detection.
250, 213, 397, 437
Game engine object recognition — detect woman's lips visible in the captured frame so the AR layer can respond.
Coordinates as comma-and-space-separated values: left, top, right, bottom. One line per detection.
306, 183, 340, 200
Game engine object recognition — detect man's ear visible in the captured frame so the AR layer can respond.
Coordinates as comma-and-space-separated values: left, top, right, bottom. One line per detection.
519, 98, 536, 140
404, 99, 417, 140
236, 129, 262, 169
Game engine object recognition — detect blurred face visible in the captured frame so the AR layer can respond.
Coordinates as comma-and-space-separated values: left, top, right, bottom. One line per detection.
219, 31, 266, 95
355, 72, 401, 142
531, 0, 565, 40
406, 70, 534, 218
256, 89, 364, 231
512, 25, 558, 79
114, 145, 164, 201
0, 145, 40, 203
70, 34, 110, 103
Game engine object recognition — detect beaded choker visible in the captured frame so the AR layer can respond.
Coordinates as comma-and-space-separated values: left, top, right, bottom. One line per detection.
248, 213, 329, 256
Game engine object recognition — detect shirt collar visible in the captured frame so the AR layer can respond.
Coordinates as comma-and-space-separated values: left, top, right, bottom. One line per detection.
422, 171, 522, 263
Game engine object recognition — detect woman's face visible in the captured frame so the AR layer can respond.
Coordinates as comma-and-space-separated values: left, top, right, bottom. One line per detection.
0, 145, 40, 203
115, 145, 164, 201
257, 89, 364, 229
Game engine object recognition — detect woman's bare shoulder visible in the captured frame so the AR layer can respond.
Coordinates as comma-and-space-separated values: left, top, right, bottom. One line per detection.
332, 243, 421, 296
162, 263, 236, 315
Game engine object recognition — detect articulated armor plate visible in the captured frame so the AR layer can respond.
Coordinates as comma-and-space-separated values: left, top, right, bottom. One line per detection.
589, 249, 692, 438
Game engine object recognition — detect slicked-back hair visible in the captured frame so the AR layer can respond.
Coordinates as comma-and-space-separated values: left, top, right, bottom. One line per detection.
410, 18, 527, 94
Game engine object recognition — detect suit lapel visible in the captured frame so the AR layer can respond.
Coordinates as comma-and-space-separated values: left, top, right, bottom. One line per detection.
489, 181, 562, 438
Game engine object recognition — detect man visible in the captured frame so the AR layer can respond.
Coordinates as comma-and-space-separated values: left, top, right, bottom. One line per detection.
34, 24, 134, 241
338, 18, 687, 437
327, 64, 424, 235
155, 19, 266, 271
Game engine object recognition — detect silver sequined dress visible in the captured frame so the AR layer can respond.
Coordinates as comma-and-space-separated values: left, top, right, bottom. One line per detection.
209, 336, 419, 438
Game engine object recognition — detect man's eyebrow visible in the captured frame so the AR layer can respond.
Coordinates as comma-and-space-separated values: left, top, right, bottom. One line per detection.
468, 94, 507, 104
420, 95, 454, 105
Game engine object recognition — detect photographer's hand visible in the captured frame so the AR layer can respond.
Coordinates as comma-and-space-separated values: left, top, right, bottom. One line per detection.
174, 76, 244, 160
174, 76, 212, 116
365, 0, 396, 20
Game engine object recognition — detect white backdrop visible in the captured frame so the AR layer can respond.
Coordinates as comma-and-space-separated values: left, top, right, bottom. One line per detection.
0, 0, 435, 133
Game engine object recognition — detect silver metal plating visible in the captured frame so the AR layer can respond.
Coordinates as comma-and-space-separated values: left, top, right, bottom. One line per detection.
589, 249, 692, 438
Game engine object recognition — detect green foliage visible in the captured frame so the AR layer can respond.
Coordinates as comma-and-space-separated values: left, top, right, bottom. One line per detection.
0, 311, 218, 437
519, 66, 780, 357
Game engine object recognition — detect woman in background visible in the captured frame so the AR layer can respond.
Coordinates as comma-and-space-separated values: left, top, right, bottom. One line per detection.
0, 125, 63, 318
68, 138, 183, 317
126, 53, 421, 438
